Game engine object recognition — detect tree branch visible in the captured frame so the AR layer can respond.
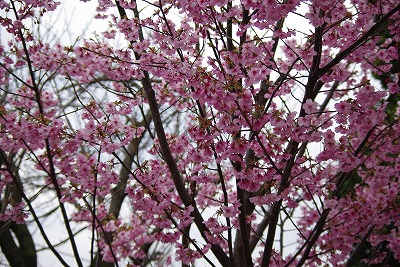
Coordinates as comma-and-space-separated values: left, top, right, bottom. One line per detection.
319, 4, 400, 78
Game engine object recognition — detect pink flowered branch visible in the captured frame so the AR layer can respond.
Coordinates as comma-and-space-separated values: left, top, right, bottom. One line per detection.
0, 0, 399, 266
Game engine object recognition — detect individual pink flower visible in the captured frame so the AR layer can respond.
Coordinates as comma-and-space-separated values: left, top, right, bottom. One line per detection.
221, 201, 241, 218
302, 99, 318, 114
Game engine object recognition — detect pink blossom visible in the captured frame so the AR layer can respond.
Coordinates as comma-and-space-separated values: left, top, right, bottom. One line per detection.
302, 99, 318, 114
221, 201, 241, 218
1, 0, 399, 266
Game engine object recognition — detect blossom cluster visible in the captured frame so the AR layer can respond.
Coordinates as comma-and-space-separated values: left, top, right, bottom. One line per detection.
0, 0, 399, 266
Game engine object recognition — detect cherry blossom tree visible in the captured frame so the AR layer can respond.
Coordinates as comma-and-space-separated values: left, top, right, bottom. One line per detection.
0, 0, 399, 266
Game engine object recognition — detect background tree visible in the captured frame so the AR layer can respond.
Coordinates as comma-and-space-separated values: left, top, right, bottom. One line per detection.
0, 0, 399, 266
